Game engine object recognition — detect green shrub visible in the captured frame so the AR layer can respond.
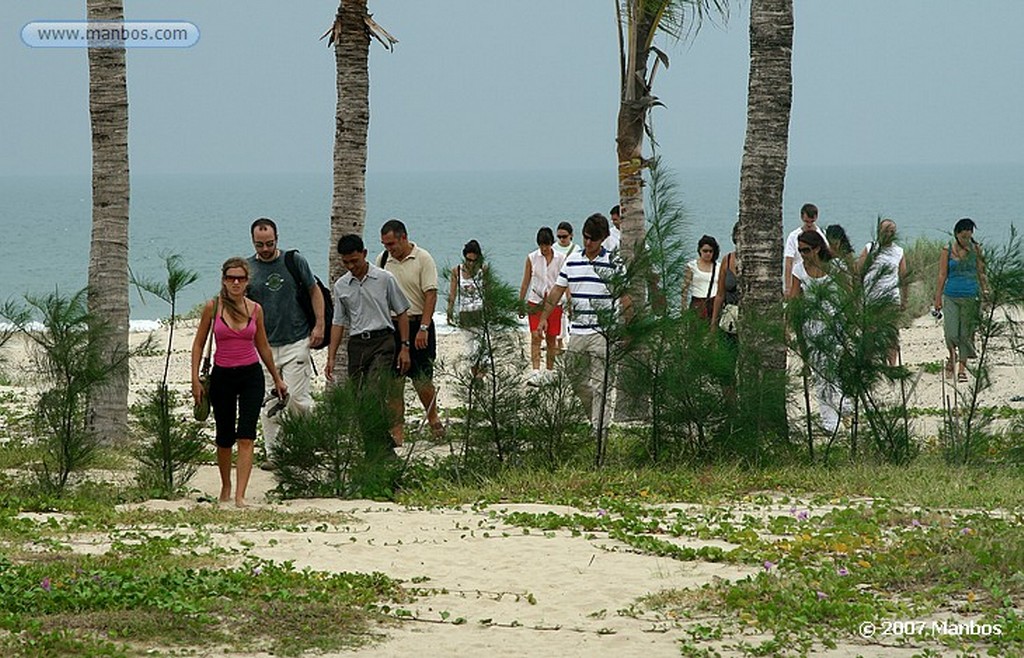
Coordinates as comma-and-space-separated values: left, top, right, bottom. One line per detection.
128, 254, 205, 498
1, 290, 136, 496
274, 379, 399, 499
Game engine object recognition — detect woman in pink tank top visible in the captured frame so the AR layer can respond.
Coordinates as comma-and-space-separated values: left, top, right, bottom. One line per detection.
191, 257, 287, 507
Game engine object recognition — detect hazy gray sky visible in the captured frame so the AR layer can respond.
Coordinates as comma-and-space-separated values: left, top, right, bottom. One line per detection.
2, 0, 1022, 176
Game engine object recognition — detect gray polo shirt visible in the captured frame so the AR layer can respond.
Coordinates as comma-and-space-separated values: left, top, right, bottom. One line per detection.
332, 264, 410, 334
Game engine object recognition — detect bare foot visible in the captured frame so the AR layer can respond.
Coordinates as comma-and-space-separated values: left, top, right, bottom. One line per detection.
219, 487, 232, 503
235, 498, 248, 508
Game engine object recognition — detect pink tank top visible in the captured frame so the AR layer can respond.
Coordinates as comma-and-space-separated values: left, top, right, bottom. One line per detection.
213, 303, 259, 367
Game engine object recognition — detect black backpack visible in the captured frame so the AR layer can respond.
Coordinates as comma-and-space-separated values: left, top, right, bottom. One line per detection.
284, 249, 333, 350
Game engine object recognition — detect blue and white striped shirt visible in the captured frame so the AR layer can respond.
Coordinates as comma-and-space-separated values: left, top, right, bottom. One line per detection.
555, 248, 621, 335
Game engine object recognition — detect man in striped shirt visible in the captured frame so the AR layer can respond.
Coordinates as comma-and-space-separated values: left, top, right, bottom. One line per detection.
534, 213, 627, 436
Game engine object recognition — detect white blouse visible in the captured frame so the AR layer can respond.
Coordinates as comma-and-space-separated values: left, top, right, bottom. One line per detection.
686, 259, 719, 299
526, 249, 566, 305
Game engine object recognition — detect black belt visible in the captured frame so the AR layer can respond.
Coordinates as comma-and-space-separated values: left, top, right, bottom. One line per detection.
351, 328, 392, 340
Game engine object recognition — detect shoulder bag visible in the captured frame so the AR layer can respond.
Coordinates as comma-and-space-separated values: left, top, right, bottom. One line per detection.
718, 255, 739, 334
193, 298, 217, 421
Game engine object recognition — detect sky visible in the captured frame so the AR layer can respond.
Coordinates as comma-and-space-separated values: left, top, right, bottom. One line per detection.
2, 0, 1023, 177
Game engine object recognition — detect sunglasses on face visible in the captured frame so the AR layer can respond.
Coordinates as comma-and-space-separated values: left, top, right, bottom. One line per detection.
798, 247, 812, 254
557, 233, 570, 239
253, 240, 276, 249
224, 275, 249, 283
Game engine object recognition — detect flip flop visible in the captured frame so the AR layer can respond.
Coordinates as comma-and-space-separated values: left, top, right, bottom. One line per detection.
958, 371, 968, 383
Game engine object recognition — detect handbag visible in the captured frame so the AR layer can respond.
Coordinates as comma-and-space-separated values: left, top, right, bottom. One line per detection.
193, 299, 217, 421
717, 253, 738, 334
719, 303, 739, 334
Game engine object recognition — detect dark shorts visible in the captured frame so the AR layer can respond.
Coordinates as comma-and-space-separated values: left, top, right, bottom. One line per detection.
394, 315, 435, 381
209, 362, 264, 448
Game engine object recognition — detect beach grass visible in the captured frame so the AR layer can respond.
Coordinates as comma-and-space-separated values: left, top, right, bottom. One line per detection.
398, 456, 1024, 511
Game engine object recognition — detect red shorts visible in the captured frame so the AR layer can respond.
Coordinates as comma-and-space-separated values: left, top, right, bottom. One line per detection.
528, 303, 562, 337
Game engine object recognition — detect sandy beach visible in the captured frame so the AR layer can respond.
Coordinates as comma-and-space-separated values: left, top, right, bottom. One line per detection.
1, 314, 1022, 657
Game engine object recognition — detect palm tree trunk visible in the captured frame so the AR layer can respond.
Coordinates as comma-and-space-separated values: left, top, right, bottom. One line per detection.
86, 0, 130, 444
615, 2, 655, 261
612, 3, 658, 422
328, 0, 371, 380
736, 0, 793, 437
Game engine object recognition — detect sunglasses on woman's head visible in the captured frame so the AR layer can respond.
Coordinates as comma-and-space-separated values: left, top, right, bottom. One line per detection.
798, 247, 812, 254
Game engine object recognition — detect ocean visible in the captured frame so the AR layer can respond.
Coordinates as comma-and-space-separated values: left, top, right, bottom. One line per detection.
3, 164, 1021, 324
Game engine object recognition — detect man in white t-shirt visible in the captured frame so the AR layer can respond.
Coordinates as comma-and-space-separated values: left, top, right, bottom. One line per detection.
858, 218, 907, 366
783, 203, 828, 296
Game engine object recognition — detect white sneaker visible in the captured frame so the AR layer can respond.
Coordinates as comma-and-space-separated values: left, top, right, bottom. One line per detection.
526, 369, 542, 387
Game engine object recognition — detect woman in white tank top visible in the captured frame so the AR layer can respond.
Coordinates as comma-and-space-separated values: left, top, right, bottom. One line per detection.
447, 240, 486, 374
682, 235, 720, 323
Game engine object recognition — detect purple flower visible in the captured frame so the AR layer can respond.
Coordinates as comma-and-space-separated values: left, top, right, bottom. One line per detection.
40, 577, 51, 592
596, 508, 608, 518
911, 519, 922, 528
251, 565, 263, 576
816, 590, 828, 600
789, 506, 798, 516
797, 510, 809, 521
960, 527, 972, 536
763, 560, 775, 572
837, 567, 849, 576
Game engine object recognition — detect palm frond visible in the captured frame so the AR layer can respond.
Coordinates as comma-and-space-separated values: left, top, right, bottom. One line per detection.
320, 12, 398, 52
654, 0, 730, 44
365, 14, 398, 51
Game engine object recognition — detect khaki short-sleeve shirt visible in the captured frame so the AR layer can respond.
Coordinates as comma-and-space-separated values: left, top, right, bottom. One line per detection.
378, 244, 438, 316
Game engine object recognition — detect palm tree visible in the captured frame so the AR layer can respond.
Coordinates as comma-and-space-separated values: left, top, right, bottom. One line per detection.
86, 0, 131, 443
614, 0, 727, 260
322, 2, 396, 380
612, 1, 726, 422
735, 0, 794, 437
323, 2, 396, 282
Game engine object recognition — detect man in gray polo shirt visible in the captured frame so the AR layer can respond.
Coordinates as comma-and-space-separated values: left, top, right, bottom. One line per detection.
327, 234, 411, 459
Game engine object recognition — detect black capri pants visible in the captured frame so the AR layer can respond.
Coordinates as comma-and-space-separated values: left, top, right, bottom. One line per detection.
209, 362, 264, 448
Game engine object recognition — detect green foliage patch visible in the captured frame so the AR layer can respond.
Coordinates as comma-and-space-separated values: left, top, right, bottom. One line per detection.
0, 507, 403, 658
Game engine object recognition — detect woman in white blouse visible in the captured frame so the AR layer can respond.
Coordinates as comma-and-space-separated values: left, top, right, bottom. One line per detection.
681, 235, 720, 324
519, 227, 567, 383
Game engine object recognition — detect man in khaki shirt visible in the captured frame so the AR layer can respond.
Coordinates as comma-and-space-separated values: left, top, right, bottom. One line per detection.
377, 219, 444, 442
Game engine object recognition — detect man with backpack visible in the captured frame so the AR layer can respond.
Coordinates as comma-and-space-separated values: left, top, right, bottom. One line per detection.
247, 217, 327, 470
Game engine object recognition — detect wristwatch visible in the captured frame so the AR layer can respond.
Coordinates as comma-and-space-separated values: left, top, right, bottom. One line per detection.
419, 324, 430, 332
400, 340, 411, 347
